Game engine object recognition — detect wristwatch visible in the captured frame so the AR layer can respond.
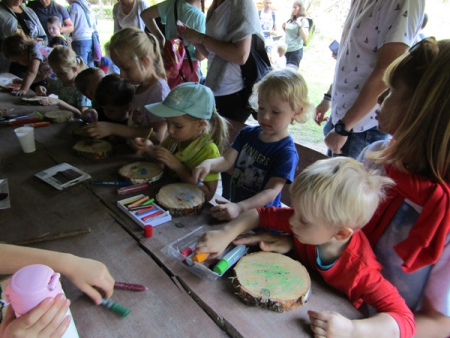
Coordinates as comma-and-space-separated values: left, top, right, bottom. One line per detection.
334, 120, 352, 136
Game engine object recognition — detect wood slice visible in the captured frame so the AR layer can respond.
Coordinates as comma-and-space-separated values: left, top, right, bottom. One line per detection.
118, 162, 163, 184
232, 251, 311, 312
45, 110, 73, 123
73, 140, 113, 160
156, 183, 205, 216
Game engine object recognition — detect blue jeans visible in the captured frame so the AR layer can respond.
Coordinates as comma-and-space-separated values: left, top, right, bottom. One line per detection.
72, 39, 94, 67
323, 118, 389, 159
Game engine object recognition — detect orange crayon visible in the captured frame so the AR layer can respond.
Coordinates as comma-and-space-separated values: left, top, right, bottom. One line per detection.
192, 253, 207, 263
127, 196, 149, 209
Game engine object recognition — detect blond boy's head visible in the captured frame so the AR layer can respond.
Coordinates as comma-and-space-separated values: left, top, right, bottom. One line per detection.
277, 44, 287, 57
251, 67, 314, 124
290, 157, 394, 231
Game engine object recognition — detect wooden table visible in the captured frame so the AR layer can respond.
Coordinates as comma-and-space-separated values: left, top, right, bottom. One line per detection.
0, 88, 362, 338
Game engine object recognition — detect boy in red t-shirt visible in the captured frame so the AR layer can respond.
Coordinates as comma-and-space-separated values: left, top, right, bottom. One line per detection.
195, 157, 416, 338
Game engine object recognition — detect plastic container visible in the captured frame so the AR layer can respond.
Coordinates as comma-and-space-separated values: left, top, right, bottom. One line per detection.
4, 264, 79, 338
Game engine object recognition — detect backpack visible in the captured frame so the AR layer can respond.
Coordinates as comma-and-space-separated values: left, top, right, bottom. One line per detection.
163, 38, 185, 79
303, 17, 315, 46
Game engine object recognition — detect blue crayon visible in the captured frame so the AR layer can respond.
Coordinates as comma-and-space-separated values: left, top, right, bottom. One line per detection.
197, 181, 204, 187
92, 181, 132, 186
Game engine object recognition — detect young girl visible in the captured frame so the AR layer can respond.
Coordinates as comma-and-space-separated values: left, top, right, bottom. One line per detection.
34, 46, 90, 118
2, 34, 54, 96
135, 82, 229, 202
84, 27, 170, 145
193, 67, 313, 220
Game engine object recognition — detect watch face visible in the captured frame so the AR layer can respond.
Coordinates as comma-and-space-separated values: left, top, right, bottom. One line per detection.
335, 122, 349, 136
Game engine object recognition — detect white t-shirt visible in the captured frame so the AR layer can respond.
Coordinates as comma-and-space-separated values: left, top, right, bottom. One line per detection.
332, 0, 424, 132
206, 0, 243, 96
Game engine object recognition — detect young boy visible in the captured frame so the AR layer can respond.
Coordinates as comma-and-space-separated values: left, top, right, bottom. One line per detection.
74, 67, 105, 122
272, 44, 287, 69
47, 16, 69, 48
193, 68, 313, 221
195, 157, 416, 338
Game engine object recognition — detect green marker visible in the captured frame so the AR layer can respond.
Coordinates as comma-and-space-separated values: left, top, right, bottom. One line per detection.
101, 298, 130, 317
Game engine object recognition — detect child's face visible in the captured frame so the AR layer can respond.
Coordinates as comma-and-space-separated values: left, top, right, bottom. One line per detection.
376, 82, 412, 135
102, 104, 129, 121
47, 23, 61, 37
51, 65, 77, 84
257, 93, 299, 139
166, 115, 204, 145
289, 197, 337, 245
111, 52, 145, 86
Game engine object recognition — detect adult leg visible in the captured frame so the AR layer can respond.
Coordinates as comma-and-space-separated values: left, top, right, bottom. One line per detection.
72, 39, 94, 67
285, 48, 302, 68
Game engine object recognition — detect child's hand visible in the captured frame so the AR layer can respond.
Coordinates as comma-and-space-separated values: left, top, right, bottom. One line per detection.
211, 200, 242, 221
193, 162, 211, 184
233, 233, 294, 254
134, 136, 153, 155
81, 109, 98, 123
83, 122, 113, 139
154, 146, 180, 170
195, 229, 233, 259
34, 86, 47, 96
12, 89, 27, 96
314, 101, 330, 126
0, 294, 71, 338
63, 255, 115, 305
39, 97, 59, 106
308, 310, 355, 338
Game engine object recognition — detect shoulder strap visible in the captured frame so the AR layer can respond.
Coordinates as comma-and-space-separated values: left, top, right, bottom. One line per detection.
73, 1, 92, 28
174, 0, 193, 72
258, 9, 261, 18
272, 11, 275, 26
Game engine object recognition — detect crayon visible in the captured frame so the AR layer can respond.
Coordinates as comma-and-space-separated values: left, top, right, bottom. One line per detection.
27, 121, 50, 128
117, 182, 150, 195
93, 181, 132, 186
197, 181, 204, 187
121, 196, 143, 206
127, 196, 149, 209
101, 298, 130, 317
142, 211, 169, 224
135, 206, 157, 216
114, 282, 148, 292
141, 210, 163, 221
192, 253, 208, 263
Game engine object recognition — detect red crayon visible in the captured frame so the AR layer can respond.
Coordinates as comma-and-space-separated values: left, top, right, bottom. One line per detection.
141, 210, 163, 222
134, 206, 156, 215
114, 282, 148, 292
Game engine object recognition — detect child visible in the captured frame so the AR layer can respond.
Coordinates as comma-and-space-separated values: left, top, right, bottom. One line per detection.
135, 83, 229, 202
2, 34, 54, 96
35, 46, 90, 118
196, 157, 416, 338
193, 67, 313, 220
74, 67, 106, 123
84, 27, 170, 145
272, 44, 287, 69
93, 73, 135, 125
47, 16, 69, 48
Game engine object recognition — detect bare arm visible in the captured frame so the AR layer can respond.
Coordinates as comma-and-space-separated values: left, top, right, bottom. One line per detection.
325, 42, 409, 153
140, 6, 165, 49
182, 28, 252, 65
414, 297, 450, 338
61, 18, 74, 34
39, 97, 82, 117
297, 18, 309, 43
0, 244, 115, 305
15, 58, 40, 95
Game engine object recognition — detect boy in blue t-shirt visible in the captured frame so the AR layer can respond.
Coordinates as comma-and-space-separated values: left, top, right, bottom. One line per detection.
193, 68, 313, 221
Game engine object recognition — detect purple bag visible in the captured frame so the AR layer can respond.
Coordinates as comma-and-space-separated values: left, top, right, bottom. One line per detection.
91, 32, 102, 62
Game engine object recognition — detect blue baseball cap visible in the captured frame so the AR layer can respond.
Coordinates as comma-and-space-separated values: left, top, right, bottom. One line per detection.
145, 83, 215, 120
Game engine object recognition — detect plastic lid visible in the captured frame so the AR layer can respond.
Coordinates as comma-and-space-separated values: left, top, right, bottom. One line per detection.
213, 260, 229, 275
192, 253, 207, 263
144, 225, 153, 238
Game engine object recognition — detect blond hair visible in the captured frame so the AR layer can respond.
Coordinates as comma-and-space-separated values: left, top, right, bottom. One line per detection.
251, 67, 313, 124
48, 46, 85, 71
290, 157, 394, 229
370, 38, 450, 182
107, 27, 166, 80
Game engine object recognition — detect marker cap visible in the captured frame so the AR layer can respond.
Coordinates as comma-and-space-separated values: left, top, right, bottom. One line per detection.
213, 260, 228, 275
144, 225, 153, 238
192, 253, 207, 263
109, 302, 131, 317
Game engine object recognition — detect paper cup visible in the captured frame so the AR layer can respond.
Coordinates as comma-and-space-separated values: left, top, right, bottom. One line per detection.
14, 126, 36, 153
0, 178, 11, 209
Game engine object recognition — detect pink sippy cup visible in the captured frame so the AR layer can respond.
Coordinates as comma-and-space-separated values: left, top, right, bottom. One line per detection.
4, 264, 79, 338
